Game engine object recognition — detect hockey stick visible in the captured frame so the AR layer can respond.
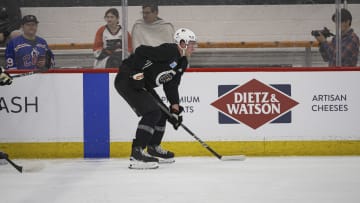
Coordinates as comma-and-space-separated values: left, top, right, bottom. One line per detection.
3, 157, 45, 173
4, 157, 23, 173
153, 98, 246, 161
11, 67, 49, 78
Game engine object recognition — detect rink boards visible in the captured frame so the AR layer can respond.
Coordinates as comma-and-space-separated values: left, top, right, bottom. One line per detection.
1, 68, 360, 158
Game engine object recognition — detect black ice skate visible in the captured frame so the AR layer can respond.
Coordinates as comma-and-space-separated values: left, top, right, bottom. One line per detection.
129, 147, 159, 169
0, 152, 8, 165
147, 145, 175, 164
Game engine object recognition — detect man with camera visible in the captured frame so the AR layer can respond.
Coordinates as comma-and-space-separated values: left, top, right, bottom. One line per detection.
313, 9, 359, 67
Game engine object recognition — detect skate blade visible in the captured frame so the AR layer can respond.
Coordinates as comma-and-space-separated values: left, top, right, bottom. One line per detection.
128, 160, 159, 170
158, 158, 175, 164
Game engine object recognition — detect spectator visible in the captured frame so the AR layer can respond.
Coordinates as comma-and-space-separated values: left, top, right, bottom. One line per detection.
131, 3, 175, 50
0, 0, 22, 45
315, 9, 359, 67
93, 8, 132, 68
5, 15, 54, 70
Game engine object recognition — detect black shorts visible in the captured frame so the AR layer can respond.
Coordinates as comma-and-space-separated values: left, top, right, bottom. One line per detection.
114, 67, 161, 117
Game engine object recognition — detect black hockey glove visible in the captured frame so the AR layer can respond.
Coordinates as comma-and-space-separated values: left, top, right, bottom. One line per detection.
168, 106, 184, 130
37, 50, 54, 69
45, 50, 54, 69
129, 72, 145, 90
0, 66, 12, 86
0, 151, 8, 159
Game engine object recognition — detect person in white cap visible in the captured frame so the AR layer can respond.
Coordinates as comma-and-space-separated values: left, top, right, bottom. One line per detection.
114, 28, 197, 169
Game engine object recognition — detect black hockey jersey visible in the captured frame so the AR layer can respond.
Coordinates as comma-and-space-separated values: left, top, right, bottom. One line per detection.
122, 43, 188, 105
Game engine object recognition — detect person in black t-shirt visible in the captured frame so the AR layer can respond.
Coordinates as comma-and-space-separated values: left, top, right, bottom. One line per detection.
0, 0, 22, 45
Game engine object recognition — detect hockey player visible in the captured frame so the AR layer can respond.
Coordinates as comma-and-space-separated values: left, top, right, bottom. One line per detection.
114, 28, 197, 169
0, 67, 11, 165
5, 15, 54, 70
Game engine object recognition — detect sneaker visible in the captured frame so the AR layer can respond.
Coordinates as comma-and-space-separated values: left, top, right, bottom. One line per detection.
147, 145, 175, 164
129, 147, 159, 169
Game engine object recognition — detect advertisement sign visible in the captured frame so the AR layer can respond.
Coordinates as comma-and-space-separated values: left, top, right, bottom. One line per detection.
2, 70, 359, 144
110, 71, 360, 141
0, 74, 83, 142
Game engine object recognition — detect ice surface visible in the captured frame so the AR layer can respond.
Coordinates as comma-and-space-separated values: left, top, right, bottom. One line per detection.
1, 157, 360, 203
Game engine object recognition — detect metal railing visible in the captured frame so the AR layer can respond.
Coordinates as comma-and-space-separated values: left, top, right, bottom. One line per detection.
0, 40, 327, 67
44, 41, 319, 67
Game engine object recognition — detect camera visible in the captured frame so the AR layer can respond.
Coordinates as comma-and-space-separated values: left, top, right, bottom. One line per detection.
311, 27, 334, 38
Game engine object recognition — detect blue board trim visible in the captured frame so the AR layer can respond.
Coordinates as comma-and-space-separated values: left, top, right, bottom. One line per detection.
83, 73, 110, 158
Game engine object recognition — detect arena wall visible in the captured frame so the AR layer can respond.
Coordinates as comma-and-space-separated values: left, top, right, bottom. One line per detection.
20, 4, 360, 44
1, 68, 360, 158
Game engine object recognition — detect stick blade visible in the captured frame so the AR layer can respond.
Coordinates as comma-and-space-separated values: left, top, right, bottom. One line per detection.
220, 155, 246, 161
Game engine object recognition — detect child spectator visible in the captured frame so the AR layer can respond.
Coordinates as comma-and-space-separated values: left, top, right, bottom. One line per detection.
93, 8, 132, 68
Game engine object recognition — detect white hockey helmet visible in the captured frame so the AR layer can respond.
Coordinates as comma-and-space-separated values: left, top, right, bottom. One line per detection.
174, 28, 197, 45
